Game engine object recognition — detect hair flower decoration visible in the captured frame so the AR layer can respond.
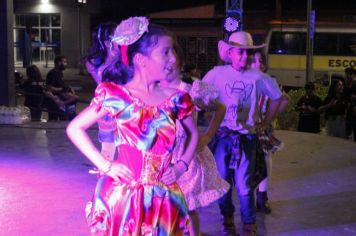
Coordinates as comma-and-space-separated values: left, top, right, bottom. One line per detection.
111, 16, 149, 46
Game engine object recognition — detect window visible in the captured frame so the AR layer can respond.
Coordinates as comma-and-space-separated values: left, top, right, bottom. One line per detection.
314, 33, 356, 56
40, 15, 50, 27
269, 31, 356, 56
314, 33, 338, 55
339, 34, 356, 56
13, 14, 61, 66
51, 14, 61, 27
268, 32, 306, 55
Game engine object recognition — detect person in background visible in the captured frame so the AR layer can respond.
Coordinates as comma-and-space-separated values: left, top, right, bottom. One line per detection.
46, 55, 78, 121
23, 65, 45, 121
182, 63, 200, 85
160, 43, 230, 236
250, 50, 289, 214
344, 67, 356, 141
319, 76, 349, 138
181, 63, 207, 126
203, 31, 283, 236
85, 22, 119, 84
85, 22, 120, 160
250, 51, 267, 73
66, 17, 199, 235
296, 82, 322, 133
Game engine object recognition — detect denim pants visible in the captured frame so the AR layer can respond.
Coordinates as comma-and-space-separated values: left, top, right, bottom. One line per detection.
209, 132, 257, 224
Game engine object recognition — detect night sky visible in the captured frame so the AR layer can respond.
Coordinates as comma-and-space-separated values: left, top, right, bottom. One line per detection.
100, 0, 356, 14
95, 0, 356, 23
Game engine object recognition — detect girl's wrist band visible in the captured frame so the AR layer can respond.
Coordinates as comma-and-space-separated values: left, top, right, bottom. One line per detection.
101, 160, 113, 174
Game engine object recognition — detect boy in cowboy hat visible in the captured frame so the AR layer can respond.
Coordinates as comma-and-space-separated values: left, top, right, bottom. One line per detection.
203, 31, 284, 236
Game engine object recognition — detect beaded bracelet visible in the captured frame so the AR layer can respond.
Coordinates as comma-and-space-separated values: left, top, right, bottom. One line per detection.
101, 160, 113, 174
176, 159, 189, 172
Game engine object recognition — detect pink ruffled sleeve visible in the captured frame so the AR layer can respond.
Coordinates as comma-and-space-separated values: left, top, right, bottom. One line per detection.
90, 82, 128, 116
170, 91, 195, 120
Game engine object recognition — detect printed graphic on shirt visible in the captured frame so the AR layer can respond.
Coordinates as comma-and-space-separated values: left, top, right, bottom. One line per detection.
225, 80, 253, 121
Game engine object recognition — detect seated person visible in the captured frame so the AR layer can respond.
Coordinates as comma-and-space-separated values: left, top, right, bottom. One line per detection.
45, 85, 78, 121
23, 65, 46, 121
46, 55, 78, 120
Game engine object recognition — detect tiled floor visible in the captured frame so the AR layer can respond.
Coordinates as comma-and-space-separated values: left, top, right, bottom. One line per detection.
1, 123, 356, 236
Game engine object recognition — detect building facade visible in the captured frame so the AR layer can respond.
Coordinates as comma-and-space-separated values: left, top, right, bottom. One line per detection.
13, 0, 101, 68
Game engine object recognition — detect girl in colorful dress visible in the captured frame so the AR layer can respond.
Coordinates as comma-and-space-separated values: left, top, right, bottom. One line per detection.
160, 44, 230, 236
67, 17, 199, 235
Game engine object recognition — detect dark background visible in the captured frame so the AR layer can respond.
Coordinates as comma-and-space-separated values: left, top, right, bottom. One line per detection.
97, 0, 356, 21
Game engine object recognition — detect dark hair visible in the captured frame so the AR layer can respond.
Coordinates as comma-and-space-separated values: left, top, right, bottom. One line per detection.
127, 24, 171, 66
103, 24, 172, 85
345, 67, 356, 75
327, 75, 345, 98
54, 55, 66, 65
101, 60, 133, 85
183, 63, 196, 73
86, 22, 117, 68
173, 42, 185, 70
26, 65, 43, 82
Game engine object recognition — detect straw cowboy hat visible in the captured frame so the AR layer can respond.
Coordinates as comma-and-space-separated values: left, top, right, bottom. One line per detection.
218, 31, 266, 63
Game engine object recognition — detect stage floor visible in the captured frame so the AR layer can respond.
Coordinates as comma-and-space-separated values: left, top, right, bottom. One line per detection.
1, 123, 356, 236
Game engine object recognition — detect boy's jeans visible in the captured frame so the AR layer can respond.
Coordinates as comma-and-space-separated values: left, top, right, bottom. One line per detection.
209, 129, 257, 224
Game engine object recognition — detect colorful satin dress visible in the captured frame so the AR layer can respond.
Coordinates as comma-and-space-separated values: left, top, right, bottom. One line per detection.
172, 80, 230, 211
86, 82, 194, 236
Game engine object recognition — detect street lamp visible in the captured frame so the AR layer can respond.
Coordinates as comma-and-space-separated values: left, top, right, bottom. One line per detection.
75, 0, 86, 75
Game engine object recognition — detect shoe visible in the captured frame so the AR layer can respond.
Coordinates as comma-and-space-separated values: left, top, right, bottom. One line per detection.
240, 223, 257, 236
256, 190, 272, 214
222, 217, 237, 236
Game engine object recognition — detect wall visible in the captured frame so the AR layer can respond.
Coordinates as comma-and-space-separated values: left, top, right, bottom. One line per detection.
13, 0, 100, 68
0, 0, 15, 106
149, 5, 215, 18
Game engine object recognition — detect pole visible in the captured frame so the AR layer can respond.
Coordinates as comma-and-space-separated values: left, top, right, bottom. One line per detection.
45, 30, 48, 68
0, 0, 15, 106
306, 0, 314, 83
78, 4, 85, 75
240, 0, 243, 31
224, 0, 243, 40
